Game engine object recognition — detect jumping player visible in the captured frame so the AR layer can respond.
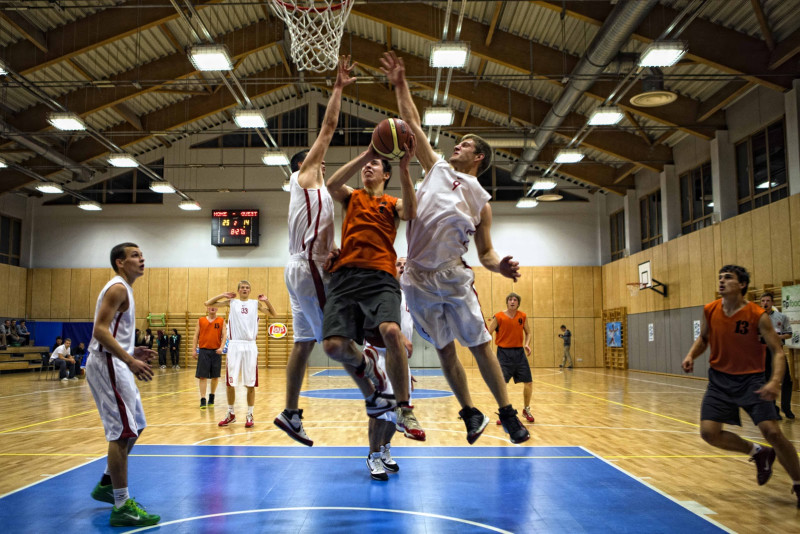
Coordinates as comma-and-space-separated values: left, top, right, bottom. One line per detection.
274, 56, 355, 447
86, 243, 160, 527
380, 50, 529, 444
206, 281, 276, 428
682, 265, 800, 507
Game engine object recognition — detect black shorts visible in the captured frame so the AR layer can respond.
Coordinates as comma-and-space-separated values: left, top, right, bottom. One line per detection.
195, 348, 222, 379
322, 267, 401, 345
701, 368, 778, 426
497, 347, 532, 384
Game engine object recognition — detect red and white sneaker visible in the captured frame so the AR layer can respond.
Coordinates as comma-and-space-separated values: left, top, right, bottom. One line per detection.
245, 414, 254, 428
358, 347, 387, 392
218, 413, 236, 427
522, 406, 535, 423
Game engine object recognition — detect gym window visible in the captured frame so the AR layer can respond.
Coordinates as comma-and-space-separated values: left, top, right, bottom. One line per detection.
736, 118, 787, 214
640, 190, 662, 250
0, 214, 22, 266
44, 160, 165, 206
679, 161, 713, 235
191, 106, 309, 148
609, 209, 625, 261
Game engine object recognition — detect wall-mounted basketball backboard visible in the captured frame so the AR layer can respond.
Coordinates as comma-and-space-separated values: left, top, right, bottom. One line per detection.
638, 260, 667, 297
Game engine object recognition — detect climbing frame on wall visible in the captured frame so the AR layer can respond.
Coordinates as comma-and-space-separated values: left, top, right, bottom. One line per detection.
602, 307, 627, 370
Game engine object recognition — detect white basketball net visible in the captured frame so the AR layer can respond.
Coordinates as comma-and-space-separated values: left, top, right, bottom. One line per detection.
269, 0, 354, 73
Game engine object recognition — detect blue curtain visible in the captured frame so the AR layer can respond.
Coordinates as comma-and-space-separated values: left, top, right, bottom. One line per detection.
28, 321, 64, 351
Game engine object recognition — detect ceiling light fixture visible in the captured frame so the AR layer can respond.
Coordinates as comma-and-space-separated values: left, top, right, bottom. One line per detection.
262, 149, 290, 166
47, 111, 86, 131
516, 197, 539, 208
149, 182, 176, 194
638, 40, 688, 67
414, 179, 423, 191
423, 107, 454, 126
188, 44, 233, 71
554, 149, 584, 164
233, 109, 267, 129
0, 157, 7, 168
531, 179, 557, 190
108, 153, 139, 168
35, 182, 64, 194
179, 200, 202, 211
282, 179, 291, 192
78, 200, 102, 211
430, 41, 470, 68
0, 60, 6, 76
588, 105, 624, 126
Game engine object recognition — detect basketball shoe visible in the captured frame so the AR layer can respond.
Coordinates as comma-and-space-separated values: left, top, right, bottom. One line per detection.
792, 484, 800, 508
380, 444, 398, 473
218, 412, 236, 427
357, 349, 387, 392
245, 414, 254, 428
750, 445, 776, 485
498, 405, 530, 444
522, 406, 535, 423
200, 398, 206, 409
90, 482, 114, 504
396, 406, 426, 441
367, 452, 388, 481
109, 498, 160, 527
366, 391, 395, 417
458, 406, 490, 445
274, 409, 313, 446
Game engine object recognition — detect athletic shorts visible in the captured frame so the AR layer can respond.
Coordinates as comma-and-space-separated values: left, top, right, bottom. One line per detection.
497, 347, 532, 384
195, 348, 222, 379
701, 368, 779, 426
225, 340, 258, 387
364, 343, 412, 424
285, 257, 329, 343
400, 260, 491, 350
322, 267, 401, 344
86, 350, 147, 441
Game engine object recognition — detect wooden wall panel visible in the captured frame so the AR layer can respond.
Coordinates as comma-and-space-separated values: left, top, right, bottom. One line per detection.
267, 267, 290, 314
30, 269, 52, 319
532, 267, 553, 317
69, 269, 91, 320
791, 195, 800, 279
719, 218, 737, 265
687, 232, 703, 307
472, 267, 492, 316
147, 268, 169, 313
769, 199, 793, 285
677, 236, 691, 309
49, 269, 72, 320
734, 211, 754, 277
699, 227, 717, 304
552, 267, 574, 318
227, 268, 249, 294
489, 271, 513, 316
573, 267, 594, 317
593, 267, 603, 318
187, 268, 209, 312
246, 268, 269, 302
9, 266, 27, 318
90, 269, 110, 318
207, 268, 228, 301
0, 264, 9, 316
573, 317, 594, 368
513, 267, 534, 318
750, 204, 773, 289
532, 318, 555, 367
594, 318, 604, 367
167, 268, 188, 313
651, 247, 666, 312
666, 241, 680, 311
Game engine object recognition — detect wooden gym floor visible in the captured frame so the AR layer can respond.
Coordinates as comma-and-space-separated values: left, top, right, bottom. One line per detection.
0, 365, 798, 532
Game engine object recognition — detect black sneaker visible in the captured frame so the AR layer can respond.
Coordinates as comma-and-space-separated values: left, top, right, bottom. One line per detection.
498, 405, 530, 444
458, 406, 490, 445
200, 397, 207, 409
792, 484, 800, 509
784, 409, 795, 420
208, 394, 215, 406
749, 446, 776, 485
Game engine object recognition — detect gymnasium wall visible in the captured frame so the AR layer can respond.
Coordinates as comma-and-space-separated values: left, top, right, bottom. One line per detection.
0, 264, 27, 320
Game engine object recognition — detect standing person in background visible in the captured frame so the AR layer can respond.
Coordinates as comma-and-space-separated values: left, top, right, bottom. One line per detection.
169, 328, 181, 369
143, 329, 153, 350
156, 330, 168, 369
135, 329, 143, 346
488, 292, 534, 424
559, 325, 572, 369
760, 292, 794, 419
192, 306, 226, 409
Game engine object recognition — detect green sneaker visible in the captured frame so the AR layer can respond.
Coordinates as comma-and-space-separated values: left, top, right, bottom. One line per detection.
90, 482, 114, 504
109, 498, 160, 527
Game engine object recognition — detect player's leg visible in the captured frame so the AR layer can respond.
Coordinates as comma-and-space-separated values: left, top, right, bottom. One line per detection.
366, 417, 388, 480
437, 342, 474, 407
780, 364, 794, 418
379, 321, 409, 402
198, 378, 207, 407
699, 420, 751, 452
469, 342, 510, 407
285, 341, 315, 409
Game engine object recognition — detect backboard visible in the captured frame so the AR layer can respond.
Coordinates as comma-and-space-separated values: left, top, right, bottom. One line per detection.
638, 261, 652, 289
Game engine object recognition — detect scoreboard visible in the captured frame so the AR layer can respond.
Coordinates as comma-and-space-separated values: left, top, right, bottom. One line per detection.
211, 209, 259, 246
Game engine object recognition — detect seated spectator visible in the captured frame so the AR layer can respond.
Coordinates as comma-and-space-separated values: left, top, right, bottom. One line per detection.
50, 338, 77, 381
72, 342, 87, 375
52, 336, 63, 353
16, 320, 31, 345
0, 321, 7, 348
4, 319, 20, 346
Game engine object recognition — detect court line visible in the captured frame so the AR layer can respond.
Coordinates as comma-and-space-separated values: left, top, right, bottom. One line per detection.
0, 456, 104, 499
580, 446, 735, 533
123, 506, 513, 534
127, 453, 595, 459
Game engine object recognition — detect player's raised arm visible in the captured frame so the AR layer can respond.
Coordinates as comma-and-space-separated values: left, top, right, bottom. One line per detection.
205, 292, 236, 308
380, 51, 438, 173
395, 135, 417, 221
474, 203, 520, 281
326, 148, 376, 203
257, 294, 277, 317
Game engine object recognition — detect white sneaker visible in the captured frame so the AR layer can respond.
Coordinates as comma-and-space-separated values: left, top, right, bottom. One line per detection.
274, 409, 313, 446
60, 377, 69, 382
380, 444, 398, 473
367, 452, 388, 481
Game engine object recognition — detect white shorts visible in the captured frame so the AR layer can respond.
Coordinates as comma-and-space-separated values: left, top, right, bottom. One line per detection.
400, 261, 491, 350
364, 343, 413, 424
285, 258, 329, 343
86, 351, 147, 441
226, 340, 259, 387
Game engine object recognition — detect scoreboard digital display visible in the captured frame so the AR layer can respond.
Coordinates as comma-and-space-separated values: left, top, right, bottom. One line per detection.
211, 210, 259, 246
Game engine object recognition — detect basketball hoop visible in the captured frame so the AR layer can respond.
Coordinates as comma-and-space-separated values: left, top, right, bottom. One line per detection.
627, 282, 646, 297
269, 0, 355, 73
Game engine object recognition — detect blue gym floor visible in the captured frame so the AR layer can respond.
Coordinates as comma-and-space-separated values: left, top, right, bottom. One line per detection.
312, 369, 444, 377
0, 445, 726, 533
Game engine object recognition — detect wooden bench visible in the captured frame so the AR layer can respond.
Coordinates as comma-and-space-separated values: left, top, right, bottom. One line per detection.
0, 346, 49, 373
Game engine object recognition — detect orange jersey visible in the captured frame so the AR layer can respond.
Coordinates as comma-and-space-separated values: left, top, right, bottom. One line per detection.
197, 316, 225, 349
704, 299, 766, 374
494, 310, 527, 348
333, 189, 398, 277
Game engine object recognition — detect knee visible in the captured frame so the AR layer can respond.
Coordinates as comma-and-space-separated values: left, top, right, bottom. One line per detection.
699, 428, 720, 444
761, 426, 782, 444
322, 337, 344, 358
380, 323, 402, 345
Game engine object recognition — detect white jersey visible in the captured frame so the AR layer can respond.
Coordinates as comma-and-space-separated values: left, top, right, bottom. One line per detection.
227, 299, 260, 342
400, 291, 413, 342
406, 159, 491, 270
88, 275, 136, 356
287, 170, 335, 261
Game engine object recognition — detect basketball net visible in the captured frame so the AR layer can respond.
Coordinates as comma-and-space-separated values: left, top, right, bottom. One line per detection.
269, 0, 354, 73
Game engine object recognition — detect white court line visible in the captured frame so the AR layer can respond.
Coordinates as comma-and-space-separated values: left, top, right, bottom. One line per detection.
579, 446, 735, 533
123, 506, 513, 533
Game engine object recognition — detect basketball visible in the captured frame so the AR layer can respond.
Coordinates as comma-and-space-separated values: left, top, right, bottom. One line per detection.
371, 118, 411, 160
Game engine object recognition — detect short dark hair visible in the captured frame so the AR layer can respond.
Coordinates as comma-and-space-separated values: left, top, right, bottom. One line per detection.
506, 292, 521, 305
461, 134, 493, 177
720, 264, 750, 296
380, 158, 392, 188
560, 325, 566, 329
761, 291, 774, 301
110, 242, 138, 272
290, 150, 309, 173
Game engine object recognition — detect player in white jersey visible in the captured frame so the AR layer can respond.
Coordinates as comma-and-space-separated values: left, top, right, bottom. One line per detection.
206, 280, 276, 429
275, 56, 355, 447
86, 243, 160, 527
365, 256, 415, 481
381, 51, 530, 445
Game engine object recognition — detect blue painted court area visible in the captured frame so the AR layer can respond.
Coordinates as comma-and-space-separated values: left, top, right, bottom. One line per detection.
0, 445, 726, 533
312, 368, 444, 377
301, 388, 453, 399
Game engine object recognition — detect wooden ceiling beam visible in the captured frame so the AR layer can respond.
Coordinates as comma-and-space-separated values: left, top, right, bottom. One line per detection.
0, 11, 47, 53
750, 0, 775, 51
769, 27, 800, 70
485, 2, 504, 47
113, 103, 144, 131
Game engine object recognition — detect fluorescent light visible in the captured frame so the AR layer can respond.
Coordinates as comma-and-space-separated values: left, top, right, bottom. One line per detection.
706, 202, 714, 207
638, 40, 687, 67
423, 107, 454, 126
531, 178, 557, 190
757, 181, 777, 189
0, 60, 6, 76
188, 45, 233, 71
516, 197, 538, 208
262, 149, 290, 166
0, 157, 7, 168
149, 182, 176, 194
554, 148, 584, 163
233, 109, 266, 129
78, 200, 102, 211
282, 179, 291, 192
179, 200, 201, 211
47, 111, 86, 131
107, 153, 139, 168
588, 105, 624, 126
430, 41, 470, 68
35, 182, 64, 194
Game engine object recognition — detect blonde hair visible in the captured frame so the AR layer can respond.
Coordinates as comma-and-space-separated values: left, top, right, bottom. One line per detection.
237, 280, 251, 290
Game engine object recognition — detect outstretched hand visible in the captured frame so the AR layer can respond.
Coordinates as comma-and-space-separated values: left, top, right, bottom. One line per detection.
335, 55, 357, 89
257, 294, 270, 303
379, 51, 405, 86
222, 292, 236, 299
498, 255, 520, 281
133, 346, 157, 362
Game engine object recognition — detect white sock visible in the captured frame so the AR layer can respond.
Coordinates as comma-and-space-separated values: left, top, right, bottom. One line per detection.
247, 406, 254, 416
749, 443, 762, 457
104, 465, 111, 476
228, 406, 235, 414
113, 487, 129, 509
